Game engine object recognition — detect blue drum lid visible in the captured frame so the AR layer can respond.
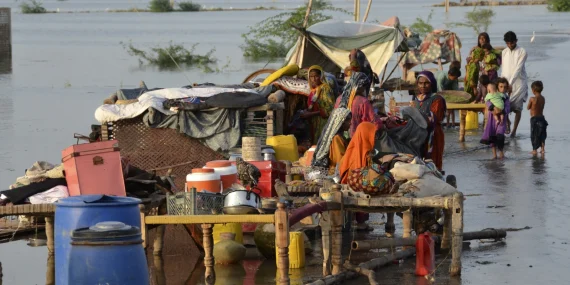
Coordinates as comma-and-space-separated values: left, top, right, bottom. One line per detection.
71, 221, 140, 241
56, 195, 141, 207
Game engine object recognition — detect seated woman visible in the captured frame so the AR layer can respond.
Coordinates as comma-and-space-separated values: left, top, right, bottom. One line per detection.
412, 71, 447, 171
339, 122, 377, 230
301, 65, 335, 145
335, 72, 382, 136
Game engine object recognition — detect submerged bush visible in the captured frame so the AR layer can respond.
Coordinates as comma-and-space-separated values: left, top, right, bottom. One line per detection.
20, 0, 47, 14
547, 0, 570, 11
178, 1, 201, 11
122, 41, 217, 72
448, 7, 495, 35
408, 10, 435, 38
240, 0, 350, 61
149, 0, 173, 12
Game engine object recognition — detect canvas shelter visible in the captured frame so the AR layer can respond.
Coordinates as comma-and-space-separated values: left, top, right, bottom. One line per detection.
285, 17, 408, 75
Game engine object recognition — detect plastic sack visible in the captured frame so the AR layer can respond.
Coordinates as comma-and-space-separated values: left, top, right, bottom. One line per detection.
389, 162, 427, 181
398, 174, 456, 198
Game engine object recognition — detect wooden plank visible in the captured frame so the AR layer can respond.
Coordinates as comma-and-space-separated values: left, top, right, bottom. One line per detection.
145, 214, 275, 225
247, 103, 285, 112
343, 196, 453, 210
446, 103, 485, 111
0, 204, 55, 217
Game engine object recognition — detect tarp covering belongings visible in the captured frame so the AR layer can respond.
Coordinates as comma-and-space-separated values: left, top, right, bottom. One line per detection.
95, 86, 271, 152
401, 30, 462, 69
286, 17, 407, 74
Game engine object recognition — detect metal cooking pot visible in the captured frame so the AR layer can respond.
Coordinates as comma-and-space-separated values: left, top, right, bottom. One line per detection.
224, 189, 262, 209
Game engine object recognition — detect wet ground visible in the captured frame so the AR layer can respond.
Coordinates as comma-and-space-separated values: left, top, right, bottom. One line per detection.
1, 1, 570, 284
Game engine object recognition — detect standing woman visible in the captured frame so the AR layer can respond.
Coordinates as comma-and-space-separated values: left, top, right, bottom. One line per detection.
412, 71, 447, 171
302, 65, 335, 144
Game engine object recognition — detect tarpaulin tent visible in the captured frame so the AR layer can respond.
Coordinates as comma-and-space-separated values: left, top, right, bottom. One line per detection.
285, 17, 408, 75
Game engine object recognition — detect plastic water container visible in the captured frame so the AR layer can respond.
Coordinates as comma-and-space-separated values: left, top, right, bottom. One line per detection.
54, 195, 141, 285
187, 168, 221, 193
276, 231, 305, 268
466, 111, 479, 130
213, 223, 243, 244
415, 232, 435, 276
205, 161, 238, 191
266, 135, 299, 162
68, 221, 149, 284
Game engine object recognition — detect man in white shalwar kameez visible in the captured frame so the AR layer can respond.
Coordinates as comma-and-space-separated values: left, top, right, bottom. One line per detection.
501, 31, 528, 138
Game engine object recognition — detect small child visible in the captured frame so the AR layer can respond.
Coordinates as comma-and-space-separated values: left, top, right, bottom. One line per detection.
482, 43, 499, 82
475, 74, 490, 103
527, 81, 548, 155
484, 83, 505, 125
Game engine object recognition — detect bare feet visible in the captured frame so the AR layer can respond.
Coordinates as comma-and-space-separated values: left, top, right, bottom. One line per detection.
510, 132, 517, 138
499, 151, 505, 159
492, 155, 498, 159
532, 150, 538, 155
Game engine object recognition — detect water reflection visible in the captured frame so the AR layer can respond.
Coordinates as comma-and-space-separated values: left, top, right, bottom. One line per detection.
0, 55, 11, 74
46, 254, 54, 285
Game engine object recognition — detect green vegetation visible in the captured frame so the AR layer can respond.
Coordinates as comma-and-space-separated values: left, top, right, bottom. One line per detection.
149, 0, 173, 12
408, 10, 435, 38
178, 2, 201, 12
20, 0, 47, 14
241, 0, 350, 61
547, 0, 570, 11
122, 41, 218, 72
448, 7, 495, 35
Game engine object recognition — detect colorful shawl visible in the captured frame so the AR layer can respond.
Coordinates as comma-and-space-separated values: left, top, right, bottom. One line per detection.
308, 65, 334, 144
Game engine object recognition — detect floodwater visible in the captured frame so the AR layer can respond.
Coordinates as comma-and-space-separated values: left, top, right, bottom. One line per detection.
1, 0, 570, 284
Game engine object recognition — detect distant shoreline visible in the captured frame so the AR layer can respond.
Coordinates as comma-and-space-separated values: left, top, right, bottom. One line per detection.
20, 6, 291, 14
433, 0, 547, 7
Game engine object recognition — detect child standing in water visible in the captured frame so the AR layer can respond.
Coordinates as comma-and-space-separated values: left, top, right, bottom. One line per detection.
527, 81, 548, 155
485, 83, 505, 125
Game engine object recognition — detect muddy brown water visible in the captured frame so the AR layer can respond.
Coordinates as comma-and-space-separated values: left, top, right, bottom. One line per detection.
1, 1, 570, 284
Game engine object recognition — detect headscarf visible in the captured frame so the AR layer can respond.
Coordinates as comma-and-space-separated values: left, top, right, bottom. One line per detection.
308, 65, 332, 108
416, 70, 437, 94
349, 49, 373, 82
338, 72, 370, 110
339, 122, 377, 184
311, 107, 351, 168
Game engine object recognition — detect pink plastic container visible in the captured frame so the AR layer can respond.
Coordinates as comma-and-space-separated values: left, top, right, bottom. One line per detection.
61, 140, 126, 197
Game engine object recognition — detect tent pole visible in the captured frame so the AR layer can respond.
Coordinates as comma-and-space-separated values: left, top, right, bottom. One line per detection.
356, 0, 360, 22
296, 0, 314, 67
445, 0, 450, 13
384, 52, 408, 84
362, 0, 372, 22
380, 63, 388, 86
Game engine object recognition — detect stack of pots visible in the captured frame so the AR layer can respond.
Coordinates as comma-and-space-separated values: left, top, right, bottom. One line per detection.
186, 168, 221, 193
204, 161, 238, 191
241, 137, 262, 161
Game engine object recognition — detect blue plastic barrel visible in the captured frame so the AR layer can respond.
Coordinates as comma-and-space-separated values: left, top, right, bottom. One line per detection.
55, 195, 141, 285
68, 221, 149, 285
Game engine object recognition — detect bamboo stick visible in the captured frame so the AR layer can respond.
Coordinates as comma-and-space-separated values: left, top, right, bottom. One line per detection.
362, 0, 372, 22
305, 248, 416, 285
202, 223, 215, 283
450, 192, 464, 276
